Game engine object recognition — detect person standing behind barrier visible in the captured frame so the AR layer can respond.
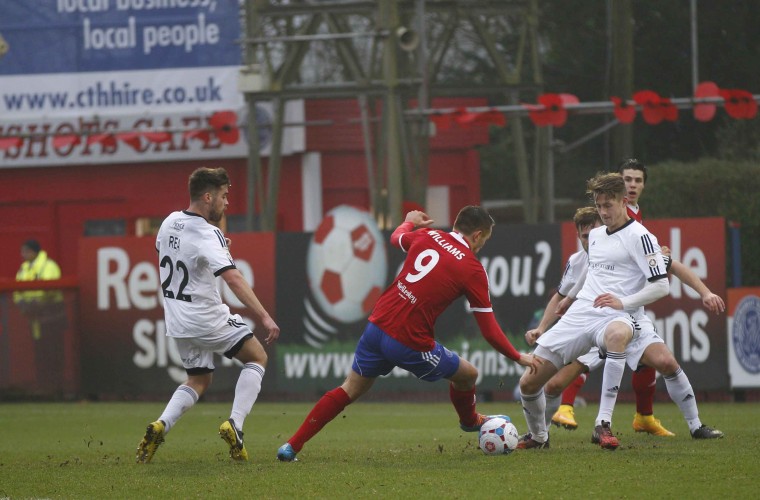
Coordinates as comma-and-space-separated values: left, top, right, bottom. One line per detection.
14, 239, 66, 394
135, 166, 280, 464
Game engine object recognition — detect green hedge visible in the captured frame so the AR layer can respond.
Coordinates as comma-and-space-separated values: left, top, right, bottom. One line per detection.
645, 159, 760, 286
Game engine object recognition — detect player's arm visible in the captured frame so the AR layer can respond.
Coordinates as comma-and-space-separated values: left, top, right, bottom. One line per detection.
221, 269, 280, 345
474, 312, 541, 374
389, 210, 434, 249
670, 259, 725, 314
525, 292, 562, 345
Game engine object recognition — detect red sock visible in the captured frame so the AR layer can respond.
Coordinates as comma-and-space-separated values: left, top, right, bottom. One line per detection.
288, 387, 351, 452
449, 384, 477, 426
561, 374, 586, 406
632, 366, 656, 415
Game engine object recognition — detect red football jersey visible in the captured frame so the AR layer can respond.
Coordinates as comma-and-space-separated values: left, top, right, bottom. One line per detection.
627, 204, 643, 222
369, 227, 492, 351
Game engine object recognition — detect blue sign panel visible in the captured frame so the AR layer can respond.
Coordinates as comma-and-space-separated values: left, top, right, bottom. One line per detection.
0, 0, 241, 75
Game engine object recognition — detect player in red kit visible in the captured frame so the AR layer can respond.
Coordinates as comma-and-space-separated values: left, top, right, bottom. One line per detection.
551, 159, 674, 437
277, 206, 540, 462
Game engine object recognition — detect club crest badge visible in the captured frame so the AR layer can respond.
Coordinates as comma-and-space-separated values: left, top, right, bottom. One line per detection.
733, 295, 760, 374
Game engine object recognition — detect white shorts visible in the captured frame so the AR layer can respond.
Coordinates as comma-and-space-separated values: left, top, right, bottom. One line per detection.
535, 300, 639, 370
624, 314, 664, 369
171, 314, 252, 373
575, 314, 664, 372
577, 347, 606, 372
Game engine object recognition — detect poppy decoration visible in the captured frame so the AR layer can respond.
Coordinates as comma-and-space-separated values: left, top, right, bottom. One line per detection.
693, 81, 720, 122
527, 93, 576, 127
719, 88, 758, 119
0, 136, 22, 151
611, 96, 636, 123
209, 110, 240, 144
633, 90, 665, 125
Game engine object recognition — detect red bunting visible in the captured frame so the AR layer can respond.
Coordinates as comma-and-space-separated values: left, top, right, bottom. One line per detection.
142, 131, 172, 143
116, 132, 142, 150
87, 133, 117, 148
694, 81, 720, 122
209, 110, 240, 144
719, 88, 758, 119
633, 90, 664, 125
183, 128, 211, 143
52, 135, 80, 149
611, 96, 636, 123
428, 107, 506, 130
455, 109, 506, 128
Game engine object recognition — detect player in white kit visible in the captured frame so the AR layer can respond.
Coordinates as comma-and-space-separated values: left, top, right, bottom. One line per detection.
527, 208, 725, 443
136, 167, 280, 463
519, 172, 722, 450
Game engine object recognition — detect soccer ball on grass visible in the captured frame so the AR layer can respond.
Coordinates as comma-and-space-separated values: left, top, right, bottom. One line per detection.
478, 417, 519, 455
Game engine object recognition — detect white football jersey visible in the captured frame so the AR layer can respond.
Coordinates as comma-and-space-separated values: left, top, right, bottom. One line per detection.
557, 250, 588, 297
156, 210, 236, 338
577, 219, 667, 315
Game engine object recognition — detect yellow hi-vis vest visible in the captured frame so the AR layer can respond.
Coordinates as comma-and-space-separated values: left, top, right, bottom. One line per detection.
14, 250, 63, 304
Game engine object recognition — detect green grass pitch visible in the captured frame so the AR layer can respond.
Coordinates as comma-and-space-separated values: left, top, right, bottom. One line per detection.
0, 401, 757, 498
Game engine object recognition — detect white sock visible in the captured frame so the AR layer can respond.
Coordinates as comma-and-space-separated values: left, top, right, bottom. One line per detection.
230, 363, 265, 431
544, 392, 561, 429
521, 389, 548, 442
664, 367, 701, 432
596, 352, 625, 426
159, 384, 198, 434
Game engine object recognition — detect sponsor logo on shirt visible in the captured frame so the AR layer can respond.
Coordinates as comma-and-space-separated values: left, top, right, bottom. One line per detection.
590, 263, 615, 271
396, 280, 418, 304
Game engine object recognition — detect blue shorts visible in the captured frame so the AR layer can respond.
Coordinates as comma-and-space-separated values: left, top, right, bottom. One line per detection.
351, 322, 460, 381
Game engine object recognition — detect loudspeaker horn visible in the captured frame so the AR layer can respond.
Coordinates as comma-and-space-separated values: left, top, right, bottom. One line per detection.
396, 27, 419, 52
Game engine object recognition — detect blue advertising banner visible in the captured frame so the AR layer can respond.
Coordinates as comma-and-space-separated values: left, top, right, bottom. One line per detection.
0, 0, 241, 75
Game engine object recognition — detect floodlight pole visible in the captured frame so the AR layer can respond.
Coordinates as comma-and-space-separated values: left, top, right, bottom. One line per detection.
690, 0, 699, 92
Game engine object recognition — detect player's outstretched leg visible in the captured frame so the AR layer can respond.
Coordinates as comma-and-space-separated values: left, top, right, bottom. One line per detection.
136, 420, 166, 464
219, 418, 249, 461
277, 387, 352, 462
